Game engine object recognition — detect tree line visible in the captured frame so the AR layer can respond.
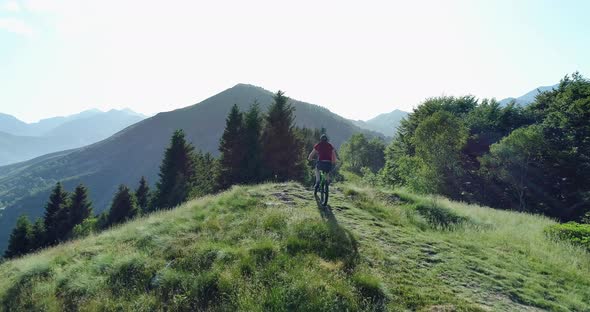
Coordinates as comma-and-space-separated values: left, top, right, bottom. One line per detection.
4, 90, 317, 259
341, 72, 589, 221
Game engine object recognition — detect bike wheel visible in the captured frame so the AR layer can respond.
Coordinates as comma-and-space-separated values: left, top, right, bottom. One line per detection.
320, 180, 325, 204
322, 182, 329, 206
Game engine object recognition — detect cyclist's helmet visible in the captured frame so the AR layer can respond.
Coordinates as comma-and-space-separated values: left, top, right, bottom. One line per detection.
320, 134, 328, 142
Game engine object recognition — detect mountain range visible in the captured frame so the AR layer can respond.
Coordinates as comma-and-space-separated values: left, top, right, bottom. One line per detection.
0, 109, 145, 165
0, 84, 382, 253
352, 109, 409, 137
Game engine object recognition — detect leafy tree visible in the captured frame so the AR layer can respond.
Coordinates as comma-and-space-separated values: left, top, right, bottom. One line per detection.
4, 215, 32, 259
242, 102, 264, 184
340, 133, 385, 174
261, 91, 305, 181
135, 176, 150, 212
43, 182, 69, 246
29, 218, 46, 251
523, 72, 590, 218
152, 129, 197, 210
480, 125, 546, 211
107, 185, 139, 226
68, 184, 93, 234
218, 104, 245, 189
412, 111, 468, 195
72, 217, 99, 239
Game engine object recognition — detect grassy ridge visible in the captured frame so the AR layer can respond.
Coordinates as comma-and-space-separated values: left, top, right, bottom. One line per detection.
0, 183, 589, 311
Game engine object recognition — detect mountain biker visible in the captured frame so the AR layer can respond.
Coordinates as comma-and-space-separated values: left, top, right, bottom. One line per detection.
307, 134, 338, 192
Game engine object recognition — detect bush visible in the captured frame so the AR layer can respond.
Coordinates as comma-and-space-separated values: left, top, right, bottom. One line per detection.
72, 217, 99, 239
2, 263, 53, 310
352, 272, 388, 305
545, 222, 590, 251
361, 167, 380, 187
107, 255, 158, 294
286, 220, 358, 269
249, 240, 277, 264
414, 200, 468, 229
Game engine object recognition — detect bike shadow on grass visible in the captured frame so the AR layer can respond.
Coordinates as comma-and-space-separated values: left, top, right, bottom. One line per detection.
314, 193, 360, 270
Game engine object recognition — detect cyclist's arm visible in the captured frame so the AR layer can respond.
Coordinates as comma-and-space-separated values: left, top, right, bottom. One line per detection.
308, 149, 318, 161
331, 149, 338, 164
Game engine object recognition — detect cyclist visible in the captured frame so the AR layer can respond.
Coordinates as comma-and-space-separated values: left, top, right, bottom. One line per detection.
307, 134, 338, 192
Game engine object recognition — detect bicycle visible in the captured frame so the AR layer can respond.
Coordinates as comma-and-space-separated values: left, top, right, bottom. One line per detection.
313, 161, 332, 207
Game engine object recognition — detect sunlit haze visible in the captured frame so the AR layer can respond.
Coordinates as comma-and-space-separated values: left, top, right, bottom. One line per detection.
1, 0, 588, 122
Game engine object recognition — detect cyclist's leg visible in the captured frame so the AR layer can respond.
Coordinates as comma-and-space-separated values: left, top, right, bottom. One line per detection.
325, 163, 334, 184
314, 166, 321, 189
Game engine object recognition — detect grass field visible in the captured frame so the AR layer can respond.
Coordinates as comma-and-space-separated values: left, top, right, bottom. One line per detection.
0, 182, 588, 311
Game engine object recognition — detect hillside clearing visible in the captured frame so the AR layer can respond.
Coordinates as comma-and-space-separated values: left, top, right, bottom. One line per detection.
0, 182, 588, 311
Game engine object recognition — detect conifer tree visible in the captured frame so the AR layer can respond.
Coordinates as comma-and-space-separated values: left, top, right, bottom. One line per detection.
29, 218, 46, 251
107, 185, 139, 226
4, 215, 32, 259
43, 182, 69, 246
261, 91, 305, 181
193, 151, 218, 197
218, 104, 245, 189
135, 176, 150, 212
152, 129, 197, 209
68, 184, 93, 233
242, 102, 263, 184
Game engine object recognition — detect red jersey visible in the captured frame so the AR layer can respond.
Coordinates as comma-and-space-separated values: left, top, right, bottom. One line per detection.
314, 141, 335, 162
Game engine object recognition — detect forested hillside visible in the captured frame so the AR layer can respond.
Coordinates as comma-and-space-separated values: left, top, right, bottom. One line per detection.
376, 73, 589, 221
0, 84, 378, 253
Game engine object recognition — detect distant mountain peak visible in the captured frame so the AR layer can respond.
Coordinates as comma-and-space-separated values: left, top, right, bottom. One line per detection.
499, 84, 558, 106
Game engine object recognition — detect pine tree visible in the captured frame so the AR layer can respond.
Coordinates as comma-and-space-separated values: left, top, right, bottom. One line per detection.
68, 184, 93, 234
43, 182, 69, 246
218, 104, 245, 189
29, 218, 46, 251
4, 215, 32, 259
135, 176, 150, 212
107, 185, 139, 226
152, 129, 197, 210
242, 101, 263, 184
193, 151, 219, 197
261, 91, 305, 181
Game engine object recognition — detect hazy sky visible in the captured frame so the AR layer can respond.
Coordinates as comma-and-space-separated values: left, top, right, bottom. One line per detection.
1, 0, 588, 122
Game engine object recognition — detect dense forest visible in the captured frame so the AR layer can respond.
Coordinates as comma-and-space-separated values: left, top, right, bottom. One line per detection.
345, 73, 589, 222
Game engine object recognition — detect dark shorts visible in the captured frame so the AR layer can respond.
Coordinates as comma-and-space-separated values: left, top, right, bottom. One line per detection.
316, 161, 333, 173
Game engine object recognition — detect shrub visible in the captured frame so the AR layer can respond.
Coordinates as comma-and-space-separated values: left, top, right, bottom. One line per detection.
286, 220, 359, 270
414, 200, 468, 229
352, 272, 388, 305
249, 240, 277, 264
2, 263, 53, 311
72, 217, 99, 239
545, 222, 590, 251
107, 255, 158, 294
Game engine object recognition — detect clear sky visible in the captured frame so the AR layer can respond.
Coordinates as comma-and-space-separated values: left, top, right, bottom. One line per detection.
1, 0, 588, 123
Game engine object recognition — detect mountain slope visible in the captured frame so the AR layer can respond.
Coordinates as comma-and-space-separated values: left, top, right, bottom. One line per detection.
499, 84, 557, 106
44, 109, 145, 146
0, 114, 28, 135
353, 109, 409, 137
0, 84, 379, 252
0, 183, 588, 311
0, 132, 77, 166
0, 109, 145, 165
